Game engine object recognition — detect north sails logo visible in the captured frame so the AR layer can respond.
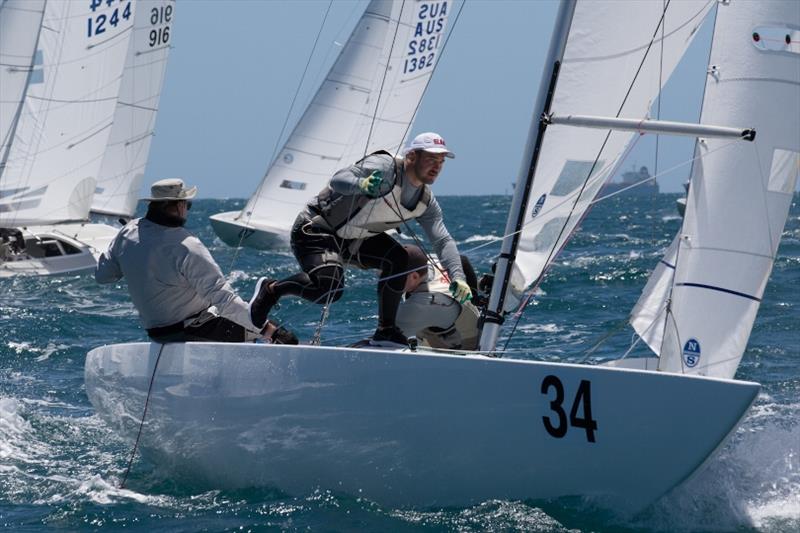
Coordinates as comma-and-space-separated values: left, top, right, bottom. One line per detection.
531, 194, 546, 218
682, 338, 701, 368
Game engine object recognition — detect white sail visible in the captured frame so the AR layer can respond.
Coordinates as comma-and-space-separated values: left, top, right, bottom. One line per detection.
222, 0, 450, 242
658, 0, 800, 378
91, 0, 175, 219
0, 0, 45, 167
629, 233, 679, 355
0, 0, 134, 226
507, 0, 713, 307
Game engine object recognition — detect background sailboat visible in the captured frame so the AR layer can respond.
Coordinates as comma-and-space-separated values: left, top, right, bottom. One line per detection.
91, 0, 176, 221
210, 0, 452, 249
82, 0, 799, 513
0, 0, 174, 276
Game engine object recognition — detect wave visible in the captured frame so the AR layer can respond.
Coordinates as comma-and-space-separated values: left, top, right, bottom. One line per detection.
461, 234, 501, 244
625, 397, 800, 532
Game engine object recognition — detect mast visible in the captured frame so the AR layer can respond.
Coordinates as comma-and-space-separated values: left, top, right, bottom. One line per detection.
479, 0, 577, 352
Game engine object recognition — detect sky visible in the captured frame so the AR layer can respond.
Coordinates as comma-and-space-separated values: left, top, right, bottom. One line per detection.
145, 0, 717, 199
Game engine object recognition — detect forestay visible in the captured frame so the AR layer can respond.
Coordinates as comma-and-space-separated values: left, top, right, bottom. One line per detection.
0, 0, 45, 169
657, 0, 800, 378
507, 0, 714, 308
92, 0, 175, 219
0, 0, 134, 226
236, 0, 451, 236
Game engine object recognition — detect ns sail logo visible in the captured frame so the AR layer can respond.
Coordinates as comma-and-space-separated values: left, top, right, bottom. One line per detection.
682, 338, 701, 368
531, 194, 546, 219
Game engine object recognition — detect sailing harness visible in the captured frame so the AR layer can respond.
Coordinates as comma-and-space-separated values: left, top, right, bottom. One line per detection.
307, 151, 432, 240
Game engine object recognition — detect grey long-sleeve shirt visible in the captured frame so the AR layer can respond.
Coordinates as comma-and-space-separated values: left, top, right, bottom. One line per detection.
329, 153, 465, 282
96, 217, 259, 332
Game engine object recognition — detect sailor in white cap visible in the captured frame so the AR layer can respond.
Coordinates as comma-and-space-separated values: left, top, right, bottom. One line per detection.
96, 178, 297, 344
247, 132, 472, 348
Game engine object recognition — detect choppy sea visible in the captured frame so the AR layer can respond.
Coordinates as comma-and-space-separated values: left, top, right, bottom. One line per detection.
1, 194, 797, 532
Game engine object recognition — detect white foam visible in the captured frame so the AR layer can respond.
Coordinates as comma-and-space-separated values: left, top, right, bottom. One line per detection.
461, 234, 501, 244
628, 400, 800, 531
0, 397, 32, 444
516, 323, 562, 334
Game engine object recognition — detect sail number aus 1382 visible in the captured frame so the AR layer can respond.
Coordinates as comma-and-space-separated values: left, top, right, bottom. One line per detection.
540, 375, 597, 443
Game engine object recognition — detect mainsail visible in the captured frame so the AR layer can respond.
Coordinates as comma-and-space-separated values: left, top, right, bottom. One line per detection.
656, 0, 800, 378
91, 0, 175, 219
0, 0, 46, 169
506, 0, 715, 307
0, 0, 134, 226
225, 0, 451, 241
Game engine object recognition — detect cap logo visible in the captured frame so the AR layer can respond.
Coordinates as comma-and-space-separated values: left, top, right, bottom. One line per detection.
434, 138, 445, 145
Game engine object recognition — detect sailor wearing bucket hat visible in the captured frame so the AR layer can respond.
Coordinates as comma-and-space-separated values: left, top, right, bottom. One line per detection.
141, 177, 198, 201
246, 132, 471, 348
96, 178, 297, 345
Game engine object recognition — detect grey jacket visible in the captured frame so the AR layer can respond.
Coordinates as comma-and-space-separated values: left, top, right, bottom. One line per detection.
309, 152, 465, 281
96, 217, 258, 332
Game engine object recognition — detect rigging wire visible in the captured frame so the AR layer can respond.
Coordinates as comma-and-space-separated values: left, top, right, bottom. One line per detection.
312, 0, 467, 343
343, 0, 468, 265
658, 0, 719, 363
651, 0, 667, 245
227, 0, 335, 273
497, 0, 677, 352
311, 0, 410, 344
119, 342, 166, 489
267, 139, 742, 347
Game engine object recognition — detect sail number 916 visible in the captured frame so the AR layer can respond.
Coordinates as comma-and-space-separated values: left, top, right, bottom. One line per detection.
150, 5, 173, 47
541, 375, 597, 443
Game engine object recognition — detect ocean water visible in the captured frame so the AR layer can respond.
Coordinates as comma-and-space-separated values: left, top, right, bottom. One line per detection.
1, 194, 797, 532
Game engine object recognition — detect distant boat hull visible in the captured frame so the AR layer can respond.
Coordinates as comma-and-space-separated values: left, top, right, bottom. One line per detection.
0, 223, 117, 277
209, 211, 289, 249
676, 197, 687, 217
85, 342, 759, 511
600, 181, 660, 196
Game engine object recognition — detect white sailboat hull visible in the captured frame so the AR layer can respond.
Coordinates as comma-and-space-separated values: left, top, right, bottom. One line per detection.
85, 342, 759, 511
209, 211, 290, 249
0, 223, 117, 277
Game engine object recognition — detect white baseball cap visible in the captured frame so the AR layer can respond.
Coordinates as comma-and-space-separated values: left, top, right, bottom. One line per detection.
405, 132, 455, 159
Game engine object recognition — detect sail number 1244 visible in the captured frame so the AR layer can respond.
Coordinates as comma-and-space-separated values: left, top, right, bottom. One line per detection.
87, 1, 131, 37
